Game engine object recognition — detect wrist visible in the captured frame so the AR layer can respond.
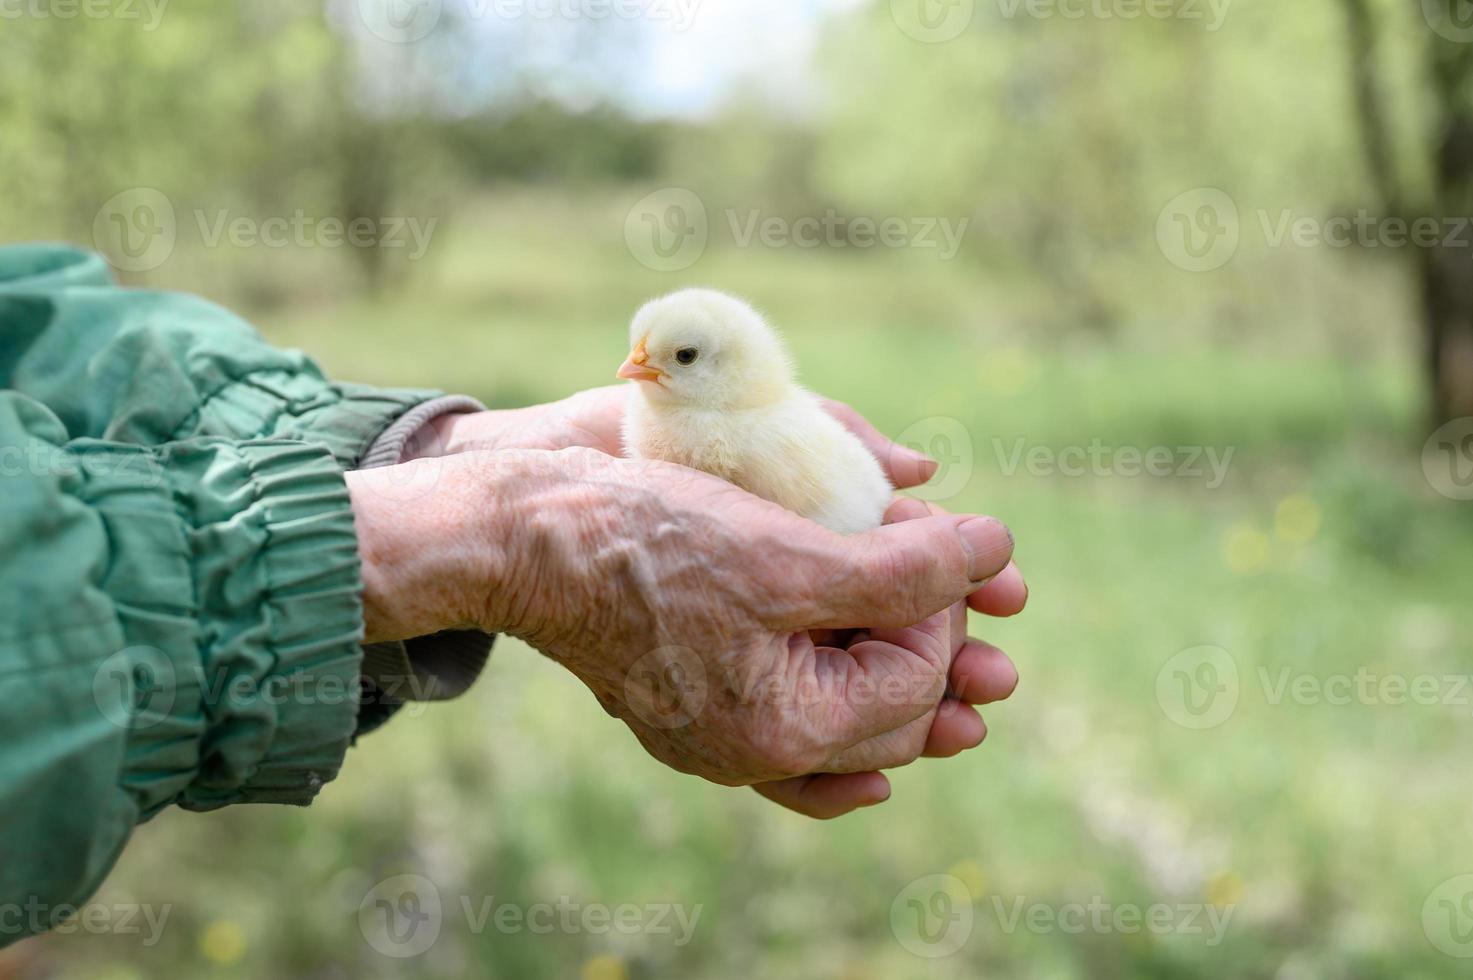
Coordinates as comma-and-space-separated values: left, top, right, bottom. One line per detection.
348, 454, 520, 642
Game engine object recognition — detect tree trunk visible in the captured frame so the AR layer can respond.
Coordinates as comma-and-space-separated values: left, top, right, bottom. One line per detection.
1420, 246, 1473, 424
1342, 0, 1473, 426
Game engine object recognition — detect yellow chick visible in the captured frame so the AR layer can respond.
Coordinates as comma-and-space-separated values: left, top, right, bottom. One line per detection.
618, 289, 893, 534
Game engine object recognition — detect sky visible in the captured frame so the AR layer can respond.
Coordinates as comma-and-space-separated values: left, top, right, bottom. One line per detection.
344, 0, 868, 119
620, 0, 866, 118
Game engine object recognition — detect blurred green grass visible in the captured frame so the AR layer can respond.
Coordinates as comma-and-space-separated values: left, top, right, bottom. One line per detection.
36, 192, 1473, 980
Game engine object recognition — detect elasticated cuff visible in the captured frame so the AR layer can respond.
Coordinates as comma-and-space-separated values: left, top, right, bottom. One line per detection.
79, 437, 367, 814
358, 394, 486, 468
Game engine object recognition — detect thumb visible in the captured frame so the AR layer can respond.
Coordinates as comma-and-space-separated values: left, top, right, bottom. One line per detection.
793, 514, 1013, 630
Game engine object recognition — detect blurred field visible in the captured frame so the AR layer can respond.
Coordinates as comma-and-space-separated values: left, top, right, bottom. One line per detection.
13, 189, 1469, 980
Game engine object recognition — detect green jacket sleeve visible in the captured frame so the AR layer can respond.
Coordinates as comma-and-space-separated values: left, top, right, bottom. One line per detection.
0, 394, 365, 943
0, 244, 447, 946
0, 244, 438, 466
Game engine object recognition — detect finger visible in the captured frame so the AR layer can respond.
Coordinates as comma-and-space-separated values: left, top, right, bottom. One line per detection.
752, 772, 892, 819
820, 398, 937, 489
968, 562, 1028, 617
827, 698, 985, 770
949, 639, 1020, 704
923, 700, 987, 757
824, 709, 936, 772
886, 499, 1027, 618
884, 496, 936, 525
793, 515, 1014, 630
806, 626, 950, 746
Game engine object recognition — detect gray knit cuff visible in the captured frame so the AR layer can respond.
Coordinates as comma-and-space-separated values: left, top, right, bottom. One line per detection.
359, 394, 488, 468
358, 394, 495, 704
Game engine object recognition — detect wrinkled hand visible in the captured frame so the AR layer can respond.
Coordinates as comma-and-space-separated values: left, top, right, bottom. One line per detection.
376, 386, 1027, 817
349, 447, 1017, 799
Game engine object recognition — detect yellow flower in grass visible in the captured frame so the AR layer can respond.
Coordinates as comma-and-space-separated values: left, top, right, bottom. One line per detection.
199, 919, 246, 965
1275, 495, 1321, 544
1206, 870, 1244, 908
581, 954, 628, 980
1224, 524, 1271, 574
945, 859, 988, 899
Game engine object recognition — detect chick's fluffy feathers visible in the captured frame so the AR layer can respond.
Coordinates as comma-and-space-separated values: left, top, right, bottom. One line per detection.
620, 289, 892, 534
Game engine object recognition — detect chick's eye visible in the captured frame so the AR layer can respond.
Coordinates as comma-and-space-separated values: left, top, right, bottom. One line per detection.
675, 347, 699, 366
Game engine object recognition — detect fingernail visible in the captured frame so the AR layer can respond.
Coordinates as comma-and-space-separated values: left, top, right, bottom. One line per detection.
891, 446, 939, 484
908, 449, 940, 481
958, 517, 1013, 583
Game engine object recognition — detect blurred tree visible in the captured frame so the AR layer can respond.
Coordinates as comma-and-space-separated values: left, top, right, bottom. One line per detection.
1343, 0, 1473, 425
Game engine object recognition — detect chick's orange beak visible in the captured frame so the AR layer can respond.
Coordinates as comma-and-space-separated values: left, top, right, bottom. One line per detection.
617, 337, 665, 384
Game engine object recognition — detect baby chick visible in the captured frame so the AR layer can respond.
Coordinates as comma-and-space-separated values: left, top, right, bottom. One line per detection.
618, 289, 893, 534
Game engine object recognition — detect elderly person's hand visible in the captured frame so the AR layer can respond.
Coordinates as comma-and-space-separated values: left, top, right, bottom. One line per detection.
353, 388, 1026, 817
412, 385, 1029, 627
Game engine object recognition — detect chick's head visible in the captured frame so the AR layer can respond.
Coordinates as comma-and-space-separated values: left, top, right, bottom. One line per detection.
619, 289, 793, 410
